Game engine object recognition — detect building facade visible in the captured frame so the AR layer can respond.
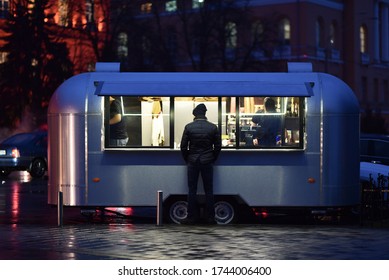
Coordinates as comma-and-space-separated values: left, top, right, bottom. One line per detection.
0, 0, 109, 73
0, 0, 388, 130
111, 0, 389, 131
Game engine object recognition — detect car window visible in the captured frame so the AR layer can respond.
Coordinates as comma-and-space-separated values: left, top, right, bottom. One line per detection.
2, 134, 36, 145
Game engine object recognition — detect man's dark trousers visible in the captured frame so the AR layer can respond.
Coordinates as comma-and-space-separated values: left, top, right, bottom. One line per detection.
187, 162, 215, 221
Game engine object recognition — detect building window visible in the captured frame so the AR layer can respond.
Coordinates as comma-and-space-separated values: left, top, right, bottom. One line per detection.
279, 18, 290, 44
192, 0, 204, 9
141, 2, 153, 14
85, 0, 94, 23
117, 32, 128, 59
329, 21, 337, 48
225, 21, 237, 49
251, 20, 265, 59
360, 25, 368, 53
274, 18, 291, 58
251, 20, 264, 45
0, 0, 9, 18
28, 0, 35, 11
0, 52, 8, 64
315, 18, 325, 48
329, 21, 341, 60
165, 1, 177, 12
315, 18, 325, 59
58, 0, 69, 27
360, 25, 369, 64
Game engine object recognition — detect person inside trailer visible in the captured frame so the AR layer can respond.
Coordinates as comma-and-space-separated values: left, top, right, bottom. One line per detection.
109, 96, 129, 147
251, 97, 282, 147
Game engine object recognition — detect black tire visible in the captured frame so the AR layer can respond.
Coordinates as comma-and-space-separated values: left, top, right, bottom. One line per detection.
29, 158, 46, 178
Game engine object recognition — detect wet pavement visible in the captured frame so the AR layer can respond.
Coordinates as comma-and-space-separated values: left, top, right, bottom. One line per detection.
2, 223, 389, 260
1, 172, 389, 260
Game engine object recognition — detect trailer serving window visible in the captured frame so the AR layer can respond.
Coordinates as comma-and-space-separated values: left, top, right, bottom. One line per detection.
102, 95, 304, 149
104, 96, 171, 147
96, 79, 311, 150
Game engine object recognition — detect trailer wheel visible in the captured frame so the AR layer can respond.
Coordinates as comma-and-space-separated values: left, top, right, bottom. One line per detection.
214, 200, 235, 224
168, 200, 188, 224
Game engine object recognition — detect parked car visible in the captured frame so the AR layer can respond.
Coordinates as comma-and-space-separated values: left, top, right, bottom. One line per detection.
0, 131, 47, 178
360, 133, 389, 166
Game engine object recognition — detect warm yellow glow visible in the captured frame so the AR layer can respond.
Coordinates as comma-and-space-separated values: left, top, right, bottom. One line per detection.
360, 25, 367, 53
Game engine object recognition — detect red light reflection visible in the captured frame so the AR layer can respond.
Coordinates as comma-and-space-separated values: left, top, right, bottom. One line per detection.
105, 207, 134, 216
11, 182, 20, 223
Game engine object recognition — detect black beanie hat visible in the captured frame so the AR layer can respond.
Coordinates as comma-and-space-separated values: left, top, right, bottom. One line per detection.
193, 103, 207, 116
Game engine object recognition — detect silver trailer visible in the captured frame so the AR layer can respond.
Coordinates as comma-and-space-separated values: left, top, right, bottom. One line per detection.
48, 62, 360, 224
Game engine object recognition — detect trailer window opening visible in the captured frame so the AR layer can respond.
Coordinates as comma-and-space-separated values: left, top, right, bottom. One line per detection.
104, 96, 304, 149
105, 96, 170, 147
230, 97, 303, 148
174, 97, 219, 148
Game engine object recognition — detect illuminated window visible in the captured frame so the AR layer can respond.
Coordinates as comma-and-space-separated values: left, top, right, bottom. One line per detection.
141, 2, 153, 14
360, 25, 368, 53
0, 0, 9, 18
166, 1, 177, 12
223, 97, 303, 148
174, 97, 218, 148
105, 97, 170, 147
28, 0, 35, 11
225, 22, 237, 49
85, 0, 93, 23
279, 18, 290, 44
104, 96, 304, 150
58, 0, 68, 27
117, 32, 128, 59
0, 52, 8, 64
192, 0, 204, 9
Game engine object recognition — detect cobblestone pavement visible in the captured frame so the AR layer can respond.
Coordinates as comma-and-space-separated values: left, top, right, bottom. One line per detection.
1, 223, 389, 260
1, 172, 389, 260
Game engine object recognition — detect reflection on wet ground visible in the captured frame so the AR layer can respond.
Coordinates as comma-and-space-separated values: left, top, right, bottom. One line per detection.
1, 223, 389, 260
1, 172, 389, 260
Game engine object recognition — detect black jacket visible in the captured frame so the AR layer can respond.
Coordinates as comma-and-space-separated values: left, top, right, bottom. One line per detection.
180, 116, 221, 164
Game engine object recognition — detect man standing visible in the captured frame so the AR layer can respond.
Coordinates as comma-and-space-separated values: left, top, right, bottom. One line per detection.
180, 103, 221, 224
